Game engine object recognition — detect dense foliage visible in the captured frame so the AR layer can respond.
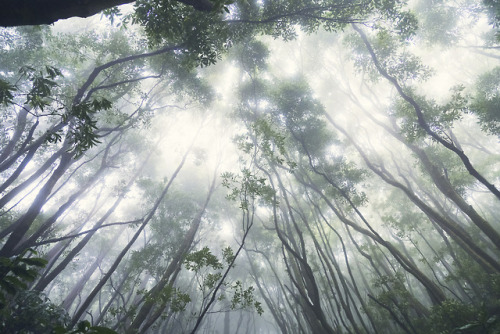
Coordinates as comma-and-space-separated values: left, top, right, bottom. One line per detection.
1, 0, 500, 333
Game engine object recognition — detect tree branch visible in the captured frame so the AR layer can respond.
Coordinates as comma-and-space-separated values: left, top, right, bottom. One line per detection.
32, 219, 143, 246
0, 0, 215, 27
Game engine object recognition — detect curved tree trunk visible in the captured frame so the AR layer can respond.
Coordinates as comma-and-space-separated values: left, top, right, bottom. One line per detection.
0, 151, 74, 257
70, 136, 194, 328
0, 0, 215, 27
352, 23, 500, 200
125, 176, 216, 333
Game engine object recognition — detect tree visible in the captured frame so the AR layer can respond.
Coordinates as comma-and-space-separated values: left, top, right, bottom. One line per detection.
2, 0, 500, 332
0, 0, 219, 27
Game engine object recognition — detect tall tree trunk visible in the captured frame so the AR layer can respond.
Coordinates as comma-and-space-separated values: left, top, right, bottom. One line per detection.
331, 122, 500, 275
16, 136, 121, 252
352, 23, 500, 200
70, 139, 194, 328
0, 108, 29, 163
126, 176, 216, 333
263, 168, 336, 334
0, 151, 74, 257
0, 146, 65, 210
33, 142, 157, 292
61, 246, 110, 311
298, 171, 447, 306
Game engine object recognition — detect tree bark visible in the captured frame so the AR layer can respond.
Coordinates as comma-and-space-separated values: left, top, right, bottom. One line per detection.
0, 151, 74, 257
70, 136, 193, 328
352, 23, 500, 200
125, 176, 216, 333
61, 247, 109, 311
0, 108, 29, 164
331, 121, 500, 275
0, 0, 215, 27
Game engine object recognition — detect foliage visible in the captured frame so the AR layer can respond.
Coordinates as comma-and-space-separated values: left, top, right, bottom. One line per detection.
469, 67, 500, 137
346, 28, 431, 83
391, 87, 466, 142
1, 0, 500, 332
1, 290, 69, 334
146, 285, 192, 313
228, 281, 263, 315
0, 251, 117, 334
430, 299, 500, 334
0, 64, 112, 158
414, 0, 461, 46
0, 249, 47, 307
64, 321, 118, 334
483, 0, 500, 40
222, 169, 276, 210
133, 0, 237, 68
131, 0, 414, 70
184, 246, 263, 315
184, 247, 224, 272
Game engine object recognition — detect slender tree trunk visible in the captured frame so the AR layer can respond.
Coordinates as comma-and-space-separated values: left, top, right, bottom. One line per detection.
94, 270, 132, 326
245, 250, 290, 334
352, 23, 500, 200
126, 176, 216, 333
263, 168, 336, 334
71, 138, 194, 328
0, 146, 65, 210
0, 121, 64, 173
331, 121, 500, 275
16, 136, 120, 252
223, 309, 230, 334
0, 108, 29, 163
0, 151, 74, 257
61, 246, 110, 311
33, 142, 157, 292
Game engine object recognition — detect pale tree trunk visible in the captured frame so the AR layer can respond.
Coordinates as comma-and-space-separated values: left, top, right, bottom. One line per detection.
71, 137, 195, 328
352, 23, 500, 200
0, 151, 74, 257
61, 246, 111, 311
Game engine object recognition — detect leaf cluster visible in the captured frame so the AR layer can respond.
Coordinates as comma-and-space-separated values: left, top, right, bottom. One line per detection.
184, 246, 224, 272
222, 169, 275, 210
0, 249, 117, 334
391, 87, 465, 142
346, 29, 431, 84
66, 98, 113, 158
0, 249, 47, 307
229, 281, 263, 315
468, 67, 500, 137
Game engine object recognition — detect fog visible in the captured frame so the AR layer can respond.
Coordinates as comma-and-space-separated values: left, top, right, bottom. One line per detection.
1, 0, 499, 333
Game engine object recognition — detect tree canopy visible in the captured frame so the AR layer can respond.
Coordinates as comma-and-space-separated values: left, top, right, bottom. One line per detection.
1, 0, 500, 333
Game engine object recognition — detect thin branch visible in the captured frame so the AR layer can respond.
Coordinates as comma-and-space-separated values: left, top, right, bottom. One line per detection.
32, 219, 143, 246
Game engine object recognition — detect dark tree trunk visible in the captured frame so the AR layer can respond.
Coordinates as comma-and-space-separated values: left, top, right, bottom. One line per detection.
126, 178, 215, 333
0, 108, 29, 164
352, 23, 500, 200
61, 247, 109, 311
263, 167, 336, 334
0, 0, 215, 27
70, 140, 193, 328
330, 122, 500, 275
0, 151, 74, 257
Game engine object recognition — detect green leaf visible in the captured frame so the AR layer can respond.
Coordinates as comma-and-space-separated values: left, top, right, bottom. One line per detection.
0, 277, 21, 294
19, 257, 48, 267
88, 326, 119, 334
77, 320, 91, 332
10, 266, 37, 281
0, 78, 16, 106
45, 65, 63, 79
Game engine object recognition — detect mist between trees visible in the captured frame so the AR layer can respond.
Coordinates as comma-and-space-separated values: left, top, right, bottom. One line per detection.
0, 0, 500, 333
